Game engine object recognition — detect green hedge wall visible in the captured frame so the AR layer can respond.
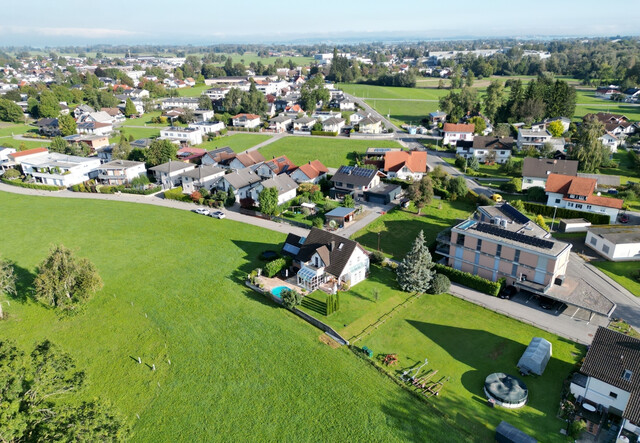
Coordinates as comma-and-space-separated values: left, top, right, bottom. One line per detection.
1, 178, 62, 191
310, 131, 338, 137
163, 187, 192, 203
433, 263, 501, 296
264, 258, 287, 278
522, 202, 610, 225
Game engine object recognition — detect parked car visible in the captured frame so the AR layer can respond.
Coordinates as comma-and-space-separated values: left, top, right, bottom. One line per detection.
619, 213, 629, 223
538, 296, 556, 310
192, 207, 210, 215
492, 193, 503, 202
209, 211, 226, 219
498, 286, 517, 300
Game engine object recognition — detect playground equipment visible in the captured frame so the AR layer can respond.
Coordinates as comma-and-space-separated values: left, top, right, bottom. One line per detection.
383, 354, 398, 366
423, 376, 450, 398
413, 370, 438, 389
400, 358, 428, 382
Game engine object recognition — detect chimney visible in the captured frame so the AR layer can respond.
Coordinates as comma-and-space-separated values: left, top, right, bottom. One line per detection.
330, 241, 335, 251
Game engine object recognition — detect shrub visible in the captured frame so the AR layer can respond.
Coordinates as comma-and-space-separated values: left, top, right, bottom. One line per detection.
312, 217, 324, 228
239, 197, 255, 209
190, 191, 203, 203
264, 258, 286, 278
428, 274, 451, 294
164, 187, 191, 202
433, 263, 501, 296
477, 194, 494, 206
310, 131, 338, 137
281, 288, 303, 309
454, 155, 466, 169
1, 178, 62, 191
121, 186, 161, 195
2, 169, 20, 179
569, 419, 586, 439
500, 178, 522, 193
99, 186, 115, 194
526, 186, 547, 202
326, 292, 339, 315
369, 250, 385, 265
522, 201, 610, 224
535, 214, 549, 231
511, 199, 525, 212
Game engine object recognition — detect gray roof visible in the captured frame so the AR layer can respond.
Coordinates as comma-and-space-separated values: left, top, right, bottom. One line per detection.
325, 207, 357, 218
294, 116, 315, 124
223, 168, 263, 189
294, 227, 363, 278
522, 158, 578, 179
149, 161, 193, 173
322, 117, 345, 126
519, 128, 551, 137
179, 165, 224, 180
360, 116, 381, 126
269, 115, 292, 124
472, 136, 514, 150
100, 160, 145, 169
331, 165, 378, 187
260, 174, 298, 195
588, 225, 640, 244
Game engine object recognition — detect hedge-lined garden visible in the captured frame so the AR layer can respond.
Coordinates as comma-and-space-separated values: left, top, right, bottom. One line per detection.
433, 263, 502, 296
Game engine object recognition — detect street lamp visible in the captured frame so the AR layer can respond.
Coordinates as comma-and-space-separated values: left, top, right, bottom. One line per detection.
550, 206, 558, 232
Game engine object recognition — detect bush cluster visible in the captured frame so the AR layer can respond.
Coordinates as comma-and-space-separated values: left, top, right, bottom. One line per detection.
433, 263, 501, 296
1, 178, 62, 191
523, 202, 610, 224
264, 258, 287, 278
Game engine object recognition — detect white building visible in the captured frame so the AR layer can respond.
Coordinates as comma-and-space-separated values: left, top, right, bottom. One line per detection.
149, 161, 196, 189
442, 123, 474, 145
0, 146, 17, 171
188, 120, 225, 136
232, 113, 261, 129
521, 158, 579, 190
21, 153, 101, 187
179, 165, 226, 193
251, 174, 298, 205
516, 128, 552, 150
160, 97, 199, 110
455, 136, 514, 164
159, 127, 203, 146
600, 132, 621, 153
586, 226, 640, 261
97, 160, 147, 185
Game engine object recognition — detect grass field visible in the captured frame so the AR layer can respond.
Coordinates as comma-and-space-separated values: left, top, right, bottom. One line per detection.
351, 200, 476, 259
338, 83, 447, 100
258, 136, 402, 169
198, 134, 272, 153
592, 261, 640, 297
358, 281, 584, 442
0, 123, 35, 137
1, 139, 51, 150
365, 99, 440, 127
0, 192, 476, 442
113, 127, 161, 141
574, 104, 640, 122
176, 84, 209, 97
120, 112, 168, 128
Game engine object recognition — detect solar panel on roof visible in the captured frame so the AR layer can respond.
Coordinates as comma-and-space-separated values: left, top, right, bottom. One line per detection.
500, 203, 530, 224
475, 223, 554, 249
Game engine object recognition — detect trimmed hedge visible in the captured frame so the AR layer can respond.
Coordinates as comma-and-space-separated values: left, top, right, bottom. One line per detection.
163, 187, 192, 203
326, 292, 340, 315
522, 201, 610, 225
1, 178, 62, 191
264, 258, 286, 278
433, 263, 501, 296
310, 131, 338, 137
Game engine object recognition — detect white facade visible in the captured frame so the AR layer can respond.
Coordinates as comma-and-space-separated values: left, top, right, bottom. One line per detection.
586, 230, 640, 261
517, 128, 552, 149
232, 115, 261, 128
21, 153, 101, 187
189, 121, 225, 135
571, 377, 631, 416
456, 146, 512, 164
387, 166, 425, 181
159, 127, 203, 145
600, 133, 620, 153
98, 160, 146, 185
443, 130, 473, 145
546, 192, 620, 223
522, 176, 550, 190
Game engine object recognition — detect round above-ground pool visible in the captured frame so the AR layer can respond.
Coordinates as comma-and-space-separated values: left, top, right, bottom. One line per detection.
270, 286, 288, 298
484, 373, 528, 408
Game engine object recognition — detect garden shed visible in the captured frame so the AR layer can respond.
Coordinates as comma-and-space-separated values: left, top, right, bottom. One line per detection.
325, 207, 356, 228
363, 183, 402, 205
517, 337, 552, 376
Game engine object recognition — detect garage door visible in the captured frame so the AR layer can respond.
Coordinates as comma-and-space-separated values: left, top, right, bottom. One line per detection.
368, 195, 386, 204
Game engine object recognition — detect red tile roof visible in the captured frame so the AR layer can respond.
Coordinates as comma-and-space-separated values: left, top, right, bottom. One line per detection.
9, 147, 48, 159
265, 155, 296, 174
546, 173, 623, 209
233, 113, 261, 120
443, 123, 474, 133
383, 151, 428, 173
297, 160, 328, 179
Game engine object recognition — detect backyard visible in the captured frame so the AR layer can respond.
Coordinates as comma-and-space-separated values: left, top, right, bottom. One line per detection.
0, 191, 474, 442
351, 199, 476, 259
592, 261, 640, 297
258, 136, 402, 169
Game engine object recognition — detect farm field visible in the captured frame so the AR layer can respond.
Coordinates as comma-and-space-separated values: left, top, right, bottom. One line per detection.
0, 192, 471, 442
351, 200, 476, 259
258, 136, 402, 169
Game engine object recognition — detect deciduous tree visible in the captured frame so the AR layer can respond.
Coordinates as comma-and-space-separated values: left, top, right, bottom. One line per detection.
258, 187, 279, 215
58, 114, 77, 136
146, 139, 177, 167
406, 176, 434, 215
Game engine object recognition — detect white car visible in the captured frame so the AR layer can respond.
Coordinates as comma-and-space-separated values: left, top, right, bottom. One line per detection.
192, 207, 210, 215
209, 211, 226, 219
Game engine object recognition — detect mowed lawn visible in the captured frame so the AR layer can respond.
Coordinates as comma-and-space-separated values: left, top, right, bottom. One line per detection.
258, 136, 402, 168
338, 83, 447, 100
0, 192, 472, 442
352, 200, 476, 259
364, 99, 440, 127
592, 261, 640, 297
574, 103, 640, 121
113, 127, 161, 141
197, 133, 272, 152
359, 289, 585, 442
0, 123, 35, 137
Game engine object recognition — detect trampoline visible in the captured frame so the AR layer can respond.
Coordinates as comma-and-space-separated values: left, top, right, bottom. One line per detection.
484, 373, 528, 409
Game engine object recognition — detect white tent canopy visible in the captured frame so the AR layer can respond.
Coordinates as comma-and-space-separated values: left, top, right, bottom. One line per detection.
517, 337, 552, 376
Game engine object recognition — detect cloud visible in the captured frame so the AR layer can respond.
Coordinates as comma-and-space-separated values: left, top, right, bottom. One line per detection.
0, 25, 141, 39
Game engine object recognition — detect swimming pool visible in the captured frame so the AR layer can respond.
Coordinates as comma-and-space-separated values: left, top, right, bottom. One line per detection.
270, 286, 288, 298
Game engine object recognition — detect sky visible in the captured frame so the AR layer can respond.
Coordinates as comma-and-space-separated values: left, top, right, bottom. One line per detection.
1, 0, 639, 47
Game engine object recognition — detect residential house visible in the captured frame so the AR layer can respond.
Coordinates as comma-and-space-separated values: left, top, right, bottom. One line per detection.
100, 107, 125, 124
0, 146, 17, 171
232, 113, 261, 129
442, 123, 474, 145
36, 118, 59, 136
255, 155, 296, 179
81, 111, 115, 125
570, 327, 640, 441
290, 160, 329, 184
268, 115, 293, 133
312, 111, 342, 122
176, 147, 207, 163
321, 116, 345, 133
545, 174, 623, 223
624, 88, 640, 103
439, 202, 573, 293
595, 86, 620, 99
97, 160, 146, 185
217, 168, 263, 202
73, 104, 95, 119
382, 150, 428, 180
531, 117, 571, 133
587, 113, 635, 137
21, 152, 101, 187
131, 138, 153, 150
585, 226, 640, 261
76, 121, 113, 136
349, 111, 368, 125
293, 116, 316, 132
516, 128, 552, 150
456, 136, 514, 164
149, 161, 196, 189
600, 132, 621, 153
521, 158, 579, 190
428, 111, 447, 125
252, 174, 298, 205
7, 147, 49, 167
160, 97, 199, 110
189, 120, 225, 136
359, 116, 383, 134
159, 127, 203, 146
228, 150, 265, 171
179, 165, 225, 193
193, 109, 215, 122
330, 165, 380, 199
201, 147, 236, 167
329, 96, 355, 111
62, 134, 109, 151
283, 227, 370, 291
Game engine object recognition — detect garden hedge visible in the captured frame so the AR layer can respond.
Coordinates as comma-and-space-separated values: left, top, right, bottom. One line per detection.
163, 187, 192, 203
264, 258, 287, 278
1, 178, 62, 191
310, 131, 338, 137
522, 202, 610, 225
433, 263, 501, 296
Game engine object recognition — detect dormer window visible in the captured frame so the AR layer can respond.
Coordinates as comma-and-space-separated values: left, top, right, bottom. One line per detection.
623, 370, 633, 381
